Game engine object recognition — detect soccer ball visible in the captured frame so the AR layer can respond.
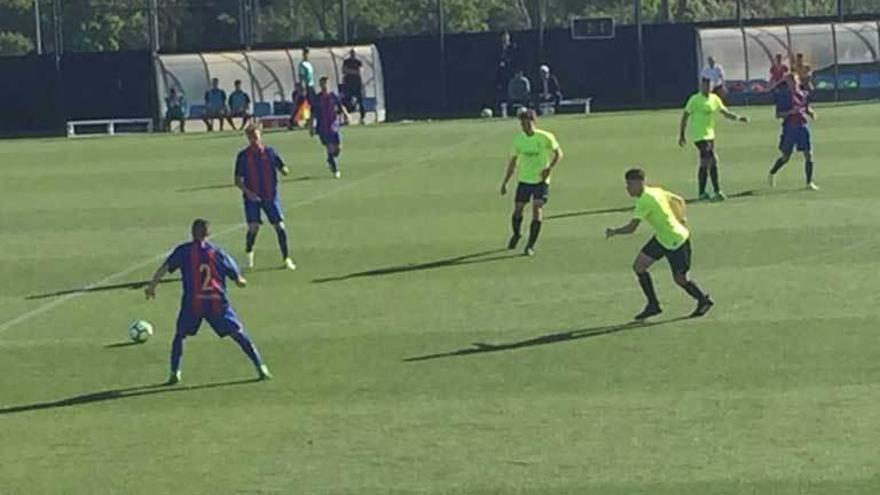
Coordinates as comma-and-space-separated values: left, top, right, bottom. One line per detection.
480, 108, 493, 118
128, 320, 154, 343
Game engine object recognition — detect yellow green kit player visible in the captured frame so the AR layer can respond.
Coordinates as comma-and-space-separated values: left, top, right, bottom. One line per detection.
679, 78, 749, 201
606, 168, 714, 320
500, 109, 563, 256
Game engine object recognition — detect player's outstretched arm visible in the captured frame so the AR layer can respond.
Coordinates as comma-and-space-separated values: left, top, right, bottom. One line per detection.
678, 112, 689, 147
606, 219, 641, 239
501, 156, 517, 195
145, 263, 170, 299
721, 108, 749, 123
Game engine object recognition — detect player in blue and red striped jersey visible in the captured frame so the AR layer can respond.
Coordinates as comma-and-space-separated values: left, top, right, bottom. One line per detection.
235, 125, 296, 271
145, 219, 272, 385
311, 76, 350, 179
768, 72, 818, 191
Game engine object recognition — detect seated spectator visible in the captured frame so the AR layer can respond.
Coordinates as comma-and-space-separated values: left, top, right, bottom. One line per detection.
226, 79, 251, 130
203, 77, 228, 132
535, 64, 562, 112
769, 53, 789, 90
164, 87, 187, 133
507, 70, 532, 108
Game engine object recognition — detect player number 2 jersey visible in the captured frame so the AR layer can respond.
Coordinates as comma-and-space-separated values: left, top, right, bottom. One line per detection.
512, 129, 560, 184
166, 241, 241, 316
633, 186, 690, 250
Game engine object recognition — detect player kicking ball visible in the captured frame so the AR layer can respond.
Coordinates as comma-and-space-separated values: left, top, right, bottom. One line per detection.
500, 109, 563, 256
145, 219, 272, 385
605, 168, 714, 320
235, 125, 296, 271
768, 72, 819, 191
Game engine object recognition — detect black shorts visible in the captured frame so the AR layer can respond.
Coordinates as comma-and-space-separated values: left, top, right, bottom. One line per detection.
515, 182, 549, 204
694, 140, 715, 159
641, 237, 692, 274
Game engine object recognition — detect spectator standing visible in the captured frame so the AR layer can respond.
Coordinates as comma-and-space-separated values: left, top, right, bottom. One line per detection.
298, 47, 316, 98
496, 32, 521, 109
227, 79, 252, 130
203, 78, 228, 132
700, 56, 726, 99
165, 87, 187, 133
535, 65, 562, 112
793, 53, 813, 90
342, 48, 367, 124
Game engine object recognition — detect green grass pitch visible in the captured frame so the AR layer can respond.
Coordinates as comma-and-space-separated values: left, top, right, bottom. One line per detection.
1, 103, 879, 494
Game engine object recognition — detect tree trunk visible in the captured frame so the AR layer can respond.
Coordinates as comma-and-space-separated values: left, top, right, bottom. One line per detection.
658, 0, 670, 22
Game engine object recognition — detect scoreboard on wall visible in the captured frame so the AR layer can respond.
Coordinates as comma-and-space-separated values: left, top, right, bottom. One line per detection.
570, 17, 615, 40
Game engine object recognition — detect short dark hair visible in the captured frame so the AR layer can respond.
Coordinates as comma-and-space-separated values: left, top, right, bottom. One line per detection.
191, 218, 210, 239
303, 47, 310, 55
518, 108, 536, 122
319, 76, 329, 84
625, 168, 646, 181
234, 79, 241, 85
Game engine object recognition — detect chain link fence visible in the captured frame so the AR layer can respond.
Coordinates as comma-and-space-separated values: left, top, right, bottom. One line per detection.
1, 1, 878, 57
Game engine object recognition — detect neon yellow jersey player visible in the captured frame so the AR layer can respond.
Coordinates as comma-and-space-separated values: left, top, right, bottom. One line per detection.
679, 77, 749, 201
606, 168, 714, 321
500, 109, 563, 256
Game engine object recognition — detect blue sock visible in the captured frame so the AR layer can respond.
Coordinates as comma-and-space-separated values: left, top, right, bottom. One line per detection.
274, 226, 289, 259
245, 231, 257, 252
327, 152, 337, 172
170, 333, 185, 372
231, 330, 263, 368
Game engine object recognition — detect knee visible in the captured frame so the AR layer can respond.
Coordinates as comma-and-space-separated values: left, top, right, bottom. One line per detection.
673, 273, 689, 287
248, 224, 260, 234
274, 222, 286, 232
632, 262, 645, 274
780, 153, 792, 163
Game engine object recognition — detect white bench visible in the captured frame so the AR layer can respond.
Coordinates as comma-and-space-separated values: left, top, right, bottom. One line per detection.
558, 98, 592, 114
67, 119, 154, 137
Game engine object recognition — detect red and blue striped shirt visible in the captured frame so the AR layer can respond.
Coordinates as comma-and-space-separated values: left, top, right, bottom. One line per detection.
166, 241, 241, 316
234, 144, 286, 201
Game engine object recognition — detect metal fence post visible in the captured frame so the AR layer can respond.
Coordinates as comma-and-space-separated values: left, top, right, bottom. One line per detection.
437, 0, 447, 113
635, 0, 645, 104
340, 0, 348, 44
149, 0, 159, 55
33, 0, 42, 54
831, 22, 840, 102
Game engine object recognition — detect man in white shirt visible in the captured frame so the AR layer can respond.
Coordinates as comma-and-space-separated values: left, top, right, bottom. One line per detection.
700, 56, 726, 99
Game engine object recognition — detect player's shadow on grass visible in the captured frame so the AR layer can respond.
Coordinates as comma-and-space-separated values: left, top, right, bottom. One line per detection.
0, 379, 259, 416
545, 190, 760, 221
313, 248, 519, 283
176, 176, 312, 193
404, 316, 690, 362
25, 278, 181, 301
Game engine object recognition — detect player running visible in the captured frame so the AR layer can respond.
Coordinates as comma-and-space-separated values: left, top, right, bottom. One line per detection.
500, 109, 563, 257
605, 168, 714, 321
145, 219, 272, 385
235, 125, 296, 271
768, 72, 819, 190
311, 76, 350, 179
679, 77, 749, 201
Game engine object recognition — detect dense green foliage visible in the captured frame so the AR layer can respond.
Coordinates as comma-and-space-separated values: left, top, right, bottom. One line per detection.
1, 0, 876, 55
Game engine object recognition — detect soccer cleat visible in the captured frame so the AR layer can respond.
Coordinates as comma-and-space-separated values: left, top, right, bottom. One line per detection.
712, 191, 727, 202
246, 251, 255, 269
258, 364, 273, 380
507, 234, 521, 250
332, 170, 342, 179
167, 370, 182, 386
807, 182, 820, 191
768, 174, 777, 188
524, 247, 535, 257
284, 258, 297, 271
690, 296, 715, 318
634, 304, 662, 321
697, 192, 711, 201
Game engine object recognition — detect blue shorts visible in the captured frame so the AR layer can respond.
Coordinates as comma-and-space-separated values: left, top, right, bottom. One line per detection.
319, 131, 341, 146
176, 306, 242, 338
244, 198, 284, 224
779, 125, 812, 154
